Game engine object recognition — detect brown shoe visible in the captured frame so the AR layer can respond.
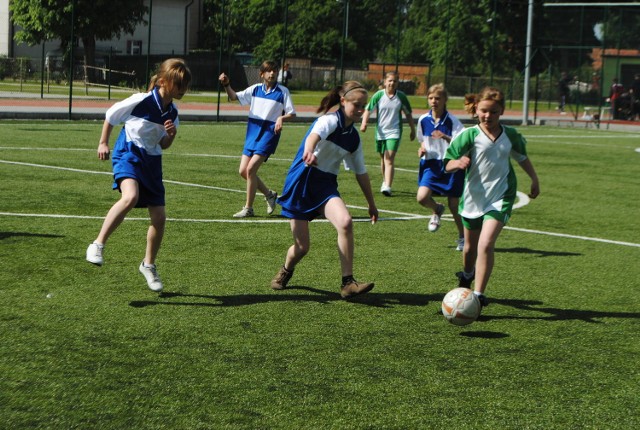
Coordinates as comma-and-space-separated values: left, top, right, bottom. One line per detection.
271, 266, 293, 290
340, 279, 374, 299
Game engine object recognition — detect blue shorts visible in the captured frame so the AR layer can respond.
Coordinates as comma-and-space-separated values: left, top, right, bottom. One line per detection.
243, 118, 280, 158
417, 158, 464, 197
111, 130, 165, 207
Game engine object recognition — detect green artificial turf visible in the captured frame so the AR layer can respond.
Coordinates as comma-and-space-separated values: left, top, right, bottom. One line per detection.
1, 120, 638, 429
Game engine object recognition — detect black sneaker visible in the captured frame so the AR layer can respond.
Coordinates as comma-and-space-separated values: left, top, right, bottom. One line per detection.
455, 271, 474, 288
476, 293, 489, 307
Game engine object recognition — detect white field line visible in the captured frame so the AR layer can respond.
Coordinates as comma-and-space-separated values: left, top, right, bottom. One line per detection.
1, 159, 639, 248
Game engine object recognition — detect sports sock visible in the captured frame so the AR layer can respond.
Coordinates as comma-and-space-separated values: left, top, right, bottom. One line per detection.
341, 275, 354, 286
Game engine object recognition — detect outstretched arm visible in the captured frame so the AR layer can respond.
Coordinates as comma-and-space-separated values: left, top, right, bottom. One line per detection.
218, 73, 238, 101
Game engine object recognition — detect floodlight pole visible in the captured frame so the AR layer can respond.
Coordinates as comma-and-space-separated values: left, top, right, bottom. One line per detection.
68, 0, 76, 120
522, 0, 534, 126
339, 0, 349, 83
281, 0, 289, 78
146, 0, 153, 88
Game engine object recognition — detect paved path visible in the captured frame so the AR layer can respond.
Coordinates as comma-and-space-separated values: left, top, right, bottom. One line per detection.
1, 90, 639, 130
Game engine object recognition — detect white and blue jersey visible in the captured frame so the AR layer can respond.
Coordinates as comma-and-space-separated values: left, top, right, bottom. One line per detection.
416, 109, 465, 197
236, 83, 296, 158
277, 109, 366, 220
106, 87, 177, 207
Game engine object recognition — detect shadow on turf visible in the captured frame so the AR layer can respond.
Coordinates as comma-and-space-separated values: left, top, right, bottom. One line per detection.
495, 247, 582, 257
129, 286, 444, 309
482, 298, 640, 323
130, 292, 640, 324
0, 231, 65, 240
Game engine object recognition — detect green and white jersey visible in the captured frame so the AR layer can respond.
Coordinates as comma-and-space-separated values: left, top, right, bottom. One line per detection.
444, 125, 528, 219
366, 89, 412, 140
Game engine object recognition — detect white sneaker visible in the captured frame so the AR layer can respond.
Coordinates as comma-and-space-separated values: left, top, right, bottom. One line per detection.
265, 191, 278, 215
380, 182, 387, 193
381, 184, 392, 196
233, 207, 254, 218
139, 261, 163, 292
428, 204, 445, 232
86, 242, 104, 266
456, 237, 465, 251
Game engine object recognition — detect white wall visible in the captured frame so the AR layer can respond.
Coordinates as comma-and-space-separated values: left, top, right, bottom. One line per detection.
0, 0, 10, 56
6, 0, 199, 59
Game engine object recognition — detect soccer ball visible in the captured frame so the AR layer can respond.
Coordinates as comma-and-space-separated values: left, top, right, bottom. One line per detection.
441, 287, 481, 326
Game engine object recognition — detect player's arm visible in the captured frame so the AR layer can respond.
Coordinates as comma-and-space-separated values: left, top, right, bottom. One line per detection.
302, 133, 321, 166
274, 112, 296, 134
97, 120, 113, 161
355, 172, 379, 224
406, 111, 416, 141
218, 73, 238, 101
360, 109, 371, 132
518, 158, 540, 199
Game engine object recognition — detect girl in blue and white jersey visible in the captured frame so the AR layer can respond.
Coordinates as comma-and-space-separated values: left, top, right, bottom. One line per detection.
219, 61, 296, 218
270, 81, 379, 299
86, 58, 191, 293
416, 84, 465, 249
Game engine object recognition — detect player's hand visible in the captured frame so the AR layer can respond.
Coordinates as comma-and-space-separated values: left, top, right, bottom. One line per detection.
164, 119, 177, 138
218, 73, 229, 86
369, 206, 379, 224
456, 155, 471, 170
529, 181, 540, 199
431, 130, 445, 139
97, 142, 110, 161
302, 150, 317, 167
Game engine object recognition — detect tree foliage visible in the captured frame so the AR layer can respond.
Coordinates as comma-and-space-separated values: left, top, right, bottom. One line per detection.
10, 0, 147, 67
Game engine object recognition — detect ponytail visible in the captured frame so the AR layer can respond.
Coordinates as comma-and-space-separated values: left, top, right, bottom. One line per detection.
316, 80, 367, 114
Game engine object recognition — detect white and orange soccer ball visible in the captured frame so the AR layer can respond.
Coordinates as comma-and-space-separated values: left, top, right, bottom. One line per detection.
441, 287, 481, 326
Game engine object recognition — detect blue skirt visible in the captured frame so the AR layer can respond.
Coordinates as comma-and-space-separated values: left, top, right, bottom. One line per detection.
111, 129, 165, 207
417, 158, 464, 198
277, 162, 339, 221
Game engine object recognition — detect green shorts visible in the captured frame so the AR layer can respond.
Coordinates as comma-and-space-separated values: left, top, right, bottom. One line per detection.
376, 139, 401, 154
462, 210, 511, 230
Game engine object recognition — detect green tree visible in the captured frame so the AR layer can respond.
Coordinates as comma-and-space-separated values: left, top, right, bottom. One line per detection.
10, 0, 147, 69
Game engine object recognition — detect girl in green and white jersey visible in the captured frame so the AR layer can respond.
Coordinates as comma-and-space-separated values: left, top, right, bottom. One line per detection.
444, 87, 540, 309
360, 72, 416, 196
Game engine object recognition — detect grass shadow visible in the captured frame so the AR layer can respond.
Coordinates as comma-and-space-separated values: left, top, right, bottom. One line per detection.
495, 247, 582, 257
130, 292, 640, 324
0, 231, 65, 240
129, 286, 442, 309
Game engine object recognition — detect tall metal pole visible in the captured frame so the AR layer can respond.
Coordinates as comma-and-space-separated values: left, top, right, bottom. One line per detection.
216, 0, 226, 122
339, 0, 349, 83
395, 0, 402, 72
522, 0, 534, 126
489, 0, 497, 85
281, 0, 289, 76
444, 0, 451, 87
68, 0, 76, 120
146, 0, 153, 87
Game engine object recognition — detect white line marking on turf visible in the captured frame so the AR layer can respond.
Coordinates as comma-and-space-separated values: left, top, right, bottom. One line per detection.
3, 159, 638, 248
2, 210, 638, 248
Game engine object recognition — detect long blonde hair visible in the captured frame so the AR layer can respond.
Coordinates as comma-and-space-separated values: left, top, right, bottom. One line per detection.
148, 58, 192, 93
